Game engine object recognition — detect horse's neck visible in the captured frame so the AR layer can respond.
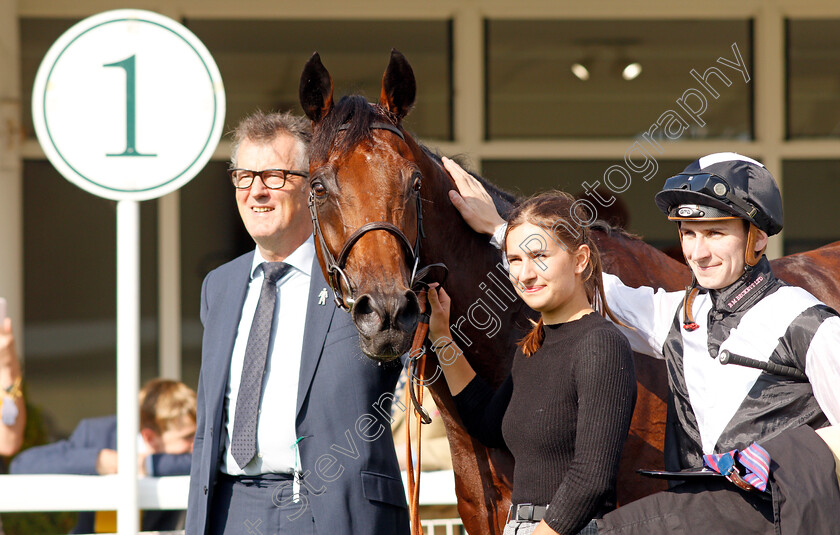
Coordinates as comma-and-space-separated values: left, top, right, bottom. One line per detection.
418, 157, 527, 385
594, 228, 690, 291
771, 241, 840, 310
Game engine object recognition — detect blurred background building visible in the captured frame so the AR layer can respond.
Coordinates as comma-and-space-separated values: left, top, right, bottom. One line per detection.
1, 0, 839, 441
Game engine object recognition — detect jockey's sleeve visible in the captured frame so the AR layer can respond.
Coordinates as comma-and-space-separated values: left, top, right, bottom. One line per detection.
601, 273, 683, 359
489, 222, 508, 251
488, 222, 509, 270
803, 315, 840, 426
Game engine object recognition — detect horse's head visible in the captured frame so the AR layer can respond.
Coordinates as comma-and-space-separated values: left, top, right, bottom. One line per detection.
300, 50, 431, 362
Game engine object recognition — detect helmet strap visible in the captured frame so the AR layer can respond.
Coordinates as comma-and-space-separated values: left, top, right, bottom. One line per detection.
744, 223, 763, 267
682, 277, 701, 331
674, 227, 701, 331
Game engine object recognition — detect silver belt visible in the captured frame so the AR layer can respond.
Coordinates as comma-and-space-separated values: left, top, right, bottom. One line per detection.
507, 503, 548, 523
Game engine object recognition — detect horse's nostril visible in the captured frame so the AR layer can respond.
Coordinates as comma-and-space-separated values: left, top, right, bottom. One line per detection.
351, 294, 388, 334
394, 290, 421, 332
353, 294, 373, 316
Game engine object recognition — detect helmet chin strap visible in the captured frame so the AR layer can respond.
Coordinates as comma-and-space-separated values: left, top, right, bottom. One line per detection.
744, 223, 763, 267
674, 227, 701, 331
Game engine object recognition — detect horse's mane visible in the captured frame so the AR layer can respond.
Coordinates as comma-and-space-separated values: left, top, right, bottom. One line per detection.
311, 94, 519, 218
309, 94, 647, 240
419, 146, 518, 219
590, 219, 641, 241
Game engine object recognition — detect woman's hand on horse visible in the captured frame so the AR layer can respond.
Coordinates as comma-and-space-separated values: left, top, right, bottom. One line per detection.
427, 284, 453, 342
442, 156, 506, 236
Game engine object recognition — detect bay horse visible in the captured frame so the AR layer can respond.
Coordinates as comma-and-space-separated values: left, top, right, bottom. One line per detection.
299, 50, 840, 534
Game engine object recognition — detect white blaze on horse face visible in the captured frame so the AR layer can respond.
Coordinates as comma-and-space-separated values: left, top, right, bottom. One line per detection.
234, 136, 311, 262
679, 219, 751, 290
505, 223, 590, 324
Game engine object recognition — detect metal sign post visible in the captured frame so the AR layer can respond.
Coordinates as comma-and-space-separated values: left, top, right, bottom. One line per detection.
31, 10, 225, 533
116, 199, 141, 531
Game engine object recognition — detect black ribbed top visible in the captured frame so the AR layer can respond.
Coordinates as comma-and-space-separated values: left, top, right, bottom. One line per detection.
454, 312, 636, 534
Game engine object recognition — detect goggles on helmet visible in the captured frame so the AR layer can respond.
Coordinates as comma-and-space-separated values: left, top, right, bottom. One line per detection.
662, 172, 760, 222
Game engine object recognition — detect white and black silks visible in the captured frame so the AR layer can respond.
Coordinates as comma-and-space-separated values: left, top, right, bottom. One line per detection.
603, 257, 840, 471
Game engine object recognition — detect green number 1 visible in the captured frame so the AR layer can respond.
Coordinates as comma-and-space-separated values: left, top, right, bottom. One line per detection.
104, 55, 156, 157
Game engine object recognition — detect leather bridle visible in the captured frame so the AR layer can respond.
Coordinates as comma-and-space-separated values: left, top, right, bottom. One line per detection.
307, 119, 448, 535
307, 121, 445, 311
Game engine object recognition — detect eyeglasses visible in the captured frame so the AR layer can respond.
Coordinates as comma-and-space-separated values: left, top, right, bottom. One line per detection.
228, 168, 309, 190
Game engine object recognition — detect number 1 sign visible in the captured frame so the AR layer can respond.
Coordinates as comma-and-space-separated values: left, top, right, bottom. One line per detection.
30, 12, 224, 533
32, 10, 225, 201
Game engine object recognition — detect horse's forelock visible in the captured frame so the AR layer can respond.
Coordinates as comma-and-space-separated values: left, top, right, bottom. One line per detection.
310, 95, 397, 163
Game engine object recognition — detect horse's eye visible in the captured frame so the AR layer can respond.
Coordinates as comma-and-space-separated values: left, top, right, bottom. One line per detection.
312, 181, 327, 197
412, 174, 422, 192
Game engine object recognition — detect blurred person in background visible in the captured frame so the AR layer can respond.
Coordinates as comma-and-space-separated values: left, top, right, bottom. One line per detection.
11, 378, 196, 533
1, 317, 25, 535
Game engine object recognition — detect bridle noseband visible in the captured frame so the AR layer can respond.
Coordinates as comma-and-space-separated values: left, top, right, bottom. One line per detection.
308, 121, 444, 312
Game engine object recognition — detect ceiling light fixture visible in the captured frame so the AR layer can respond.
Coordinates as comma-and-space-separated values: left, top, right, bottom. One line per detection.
571, 61, 590, 81
621, 61, 642, 81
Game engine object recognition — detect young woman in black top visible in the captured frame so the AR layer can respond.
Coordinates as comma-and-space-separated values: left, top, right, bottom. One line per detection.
427, 159, 637, 535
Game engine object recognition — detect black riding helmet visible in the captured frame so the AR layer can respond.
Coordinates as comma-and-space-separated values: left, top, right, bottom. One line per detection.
654, 152, 783, 236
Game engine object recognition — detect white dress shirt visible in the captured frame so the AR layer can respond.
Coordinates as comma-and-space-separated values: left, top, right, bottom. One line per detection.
222, 236, 314, 475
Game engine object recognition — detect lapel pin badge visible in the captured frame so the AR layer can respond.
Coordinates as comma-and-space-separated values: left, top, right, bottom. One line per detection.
318, 288, 328, 306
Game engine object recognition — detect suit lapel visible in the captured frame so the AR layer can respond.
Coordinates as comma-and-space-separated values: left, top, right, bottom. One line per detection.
206, 253, 253, 444
297, 256, 338, 417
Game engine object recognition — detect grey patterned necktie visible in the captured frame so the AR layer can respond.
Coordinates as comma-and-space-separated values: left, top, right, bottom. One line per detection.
230, 261, 292, 469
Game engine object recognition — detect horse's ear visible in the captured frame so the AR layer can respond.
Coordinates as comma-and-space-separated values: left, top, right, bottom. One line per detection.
380, 49, 416, 121
299, 52, 334, 123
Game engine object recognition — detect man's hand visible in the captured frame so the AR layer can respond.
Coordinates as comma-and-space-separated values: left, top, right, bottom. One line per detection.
442, 157, 506, 237
96, 448, 118, 475
99, 448, 153, 476
138, 449, 150, 477
0, 319, 20, 378
0, 317, 25, 455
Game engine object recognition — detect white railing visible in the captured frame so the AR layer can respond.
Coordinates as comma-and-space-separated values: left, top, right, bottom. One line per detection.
0, 470, 465, 532
421, 518, 466, 535
0, 474, 189, 511
399, 469, 458, 506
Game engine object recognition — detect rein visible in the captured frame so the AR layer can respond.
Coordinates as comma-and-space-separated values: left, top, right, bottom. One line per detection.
406, 289, 431, 535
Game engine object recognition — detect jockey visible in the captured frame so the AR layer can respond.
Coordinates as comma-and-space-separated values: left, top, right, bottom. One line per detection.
441, 152, 840, 534
605, 152, 838, 470
592, 153, 840, 533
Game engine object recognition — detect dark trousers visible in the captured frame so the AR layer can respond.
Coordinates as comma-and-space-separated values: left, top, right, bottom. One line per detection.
597, 426, 840, 535
596, 478, 774, 535
208, 473, 318, 535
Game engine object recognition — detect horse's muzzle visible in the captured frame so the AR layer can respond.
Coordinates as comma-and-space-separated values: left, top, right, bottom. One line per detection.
352, 289, 420, 361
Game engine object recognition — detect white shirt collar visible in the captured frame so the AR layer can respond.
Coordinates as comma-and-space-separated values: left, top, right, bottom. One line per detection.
250, 235, 315, 280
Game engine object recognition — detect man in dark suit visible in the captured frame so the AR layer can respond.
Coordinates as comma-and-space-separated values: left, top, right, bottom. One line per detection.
11, 379, 195, 533
185, 111, 408, 535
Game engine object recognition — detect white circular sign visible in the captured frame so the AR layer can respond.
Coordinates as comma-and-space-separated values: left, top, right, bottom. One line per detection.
32, 10, 225, 201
